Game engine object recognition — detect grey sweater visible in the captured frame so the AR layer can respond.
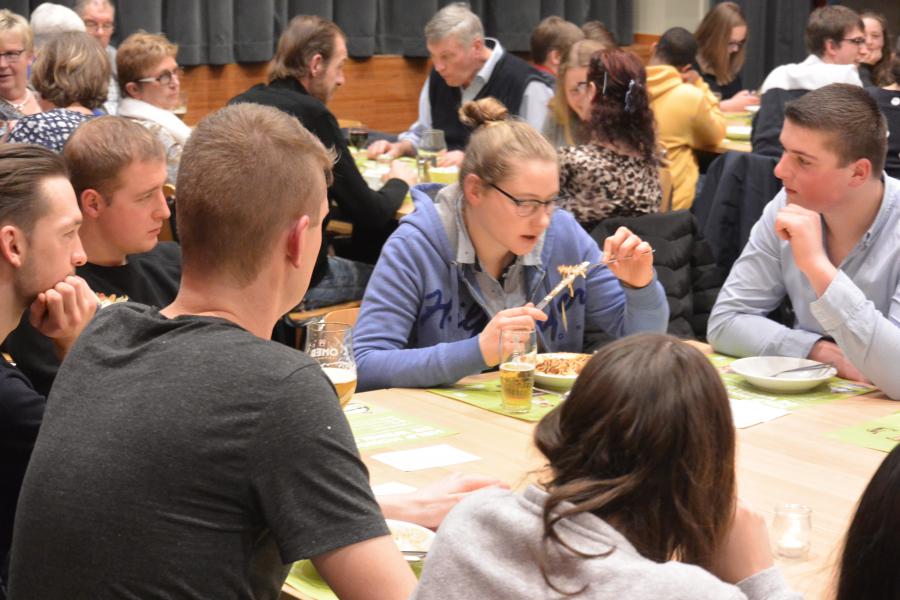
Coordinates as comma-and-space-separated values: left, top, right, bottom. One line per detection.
412, 486, 802, 600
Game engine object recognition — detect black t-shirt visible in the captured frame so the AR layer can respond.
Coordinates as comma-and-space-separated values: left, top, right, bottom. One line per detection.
0, 357, 44, 594
9, 303, 386, 598
2, 242, 181, 397
696, 63, 743, 101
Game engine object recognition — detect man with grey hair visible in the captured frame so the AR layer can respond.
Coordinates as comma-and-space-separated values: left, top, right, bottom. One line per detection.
368, 2, 553, 167
74, 0, 118, 114
28, 3, 85, 51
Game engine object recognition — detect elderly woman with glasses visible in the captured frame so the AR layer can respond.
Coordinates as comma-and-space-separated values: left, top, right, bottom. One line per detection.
0, 10, 40, 116
116, 31, 190, 184
353, 98, 668, 391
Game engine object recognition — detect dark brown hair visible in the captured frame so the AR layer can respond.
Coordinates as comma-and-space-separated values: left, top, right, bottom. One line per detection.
0, 144, 69, 233
836, 444, 900, 600
533, 334, 735, 593
176, 103, 335, 287
530, 16, 583, 66
268, 15, 344, 83
861, 12, 894, 87
587, 49, 658, 164
30, 31, 110, 110
784, 83, 887, 176
805, 5, 863, 58
695, 2, 747, 87
64, 116, 165, 203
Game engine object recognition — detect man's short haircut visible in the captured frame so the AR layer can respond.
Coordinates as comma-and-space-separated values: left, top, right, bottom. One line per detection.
655, 27, 697, 69
267, 15, 344, 83
64, 115, 165, 203
176, 104, 335, 287
116, 31, 177, 95
0, 144, 68, 234
530, 16, 583, 66
784, 84, 887, 176
29, 3, 85, 50
581, 20, 618, 48
805, 5, 863, 58
0, 9, 33, 53
73, 0, 115, 18
425, 2, 484, 47
30, 31, 110, 110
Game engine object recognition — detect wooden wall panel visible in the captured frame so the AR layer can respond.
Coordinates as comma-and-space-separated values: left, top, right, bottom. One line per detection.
179, 44, 652, 132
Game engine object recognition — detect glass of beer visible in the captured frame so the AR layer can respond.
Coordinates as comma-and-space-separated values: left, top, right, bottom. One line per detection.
348, 126, 369, 151
417, 129, 447, 182
499, 328, 536, 414
305, 322, 357, 407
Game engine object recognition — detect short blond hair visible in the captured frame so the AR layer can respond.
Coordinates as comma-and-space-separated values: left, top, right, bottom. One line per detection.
176, 104, 335, 287
64, 116, 165, 202
0, 9, 33, 52
30, 32, 110, 110
116, 31, 177, 95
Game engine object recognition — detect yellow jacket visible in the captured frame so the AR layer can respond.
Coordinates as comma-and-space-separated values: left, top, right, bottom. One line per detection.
646, 65, 726, 210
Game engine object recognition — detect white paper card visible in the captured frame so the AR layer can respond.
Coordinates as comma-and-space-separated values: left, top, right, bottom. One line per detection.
372, 444, 481, 472
371, 482, 418, 495
730, 399, 790, 429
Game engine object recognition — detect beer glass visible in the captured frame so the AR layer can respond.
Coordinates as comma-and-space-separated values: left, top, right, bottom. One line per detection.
499, 328, 536, 414
417, 129, 447, 182
305, 322, 357, 407
348, 126, 369, 150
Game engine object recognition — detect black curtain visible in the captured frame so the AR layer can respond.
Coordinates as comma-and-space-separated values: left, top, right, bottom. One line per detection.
3, 0, 633, 65
719, 0, 811, 90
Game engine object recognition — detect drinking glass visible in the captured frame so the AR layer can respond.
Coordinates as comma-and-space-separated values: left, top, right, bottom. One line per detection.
305, 322, 357, 407
499, 328, 536, 414
348, 127, 369, 151
772, 504, 812, 559
173, 91, 188, 119
417, 129, 447, 182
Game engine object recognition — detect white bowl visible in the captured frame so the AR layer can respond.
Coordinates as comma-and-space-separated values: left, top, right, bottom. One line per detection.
386, 519, 435, 562
726, 125, 752, 140
730, 356, 836, 393
534, 352, 590, 391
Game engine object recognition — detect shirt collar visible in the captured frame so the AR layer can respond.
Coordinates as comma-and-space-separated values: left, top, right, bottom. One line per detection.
859, 175, 899, 247
466, 38, 504, 91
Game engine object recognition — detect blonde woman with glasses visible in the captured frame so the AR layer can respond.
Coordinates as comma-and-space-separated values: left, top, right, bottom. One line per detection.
0, 10, 40, 116
354, 98, 668, 391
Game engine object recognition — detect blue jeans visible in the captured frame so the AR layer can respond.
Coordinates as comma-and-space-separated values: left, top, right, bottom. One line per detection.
298, 256, 373, 310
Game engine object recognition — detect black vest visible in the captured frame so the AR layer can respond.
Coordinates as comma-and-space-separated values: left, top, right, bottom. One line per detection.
428, 45, 553, 150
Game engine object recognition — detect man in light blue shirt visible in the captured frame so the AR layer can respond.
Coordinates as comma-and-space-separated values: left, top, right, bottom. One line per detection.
367, 3, 553, 167
709, 84, 900, 399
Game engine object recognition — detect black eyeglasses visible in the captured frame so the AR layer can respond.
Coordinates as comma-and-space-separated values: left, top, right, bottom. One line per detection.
489, 183, 557, 217
136, 67, 183, 86
841, 37, 866, 47
571, 80, 589, 94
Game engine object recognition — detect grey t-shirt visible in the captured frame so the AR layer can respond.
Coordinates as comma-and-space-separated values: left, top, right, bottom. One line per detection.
9, 303, 386, 599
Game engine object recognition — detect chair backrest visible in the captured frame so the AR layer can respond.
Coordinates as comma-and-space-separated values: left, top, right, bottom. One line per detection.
324, 307, 360, 327
658, 167, 673, 213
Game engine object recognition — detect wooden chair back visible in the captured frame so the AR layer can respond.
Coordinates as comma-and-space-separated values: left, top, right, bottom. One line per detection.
324, 307, 360, 327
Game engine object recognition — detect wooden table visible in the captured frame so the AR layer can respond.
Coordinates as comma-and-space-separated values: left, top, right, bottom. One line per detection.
283, 361, 896, 599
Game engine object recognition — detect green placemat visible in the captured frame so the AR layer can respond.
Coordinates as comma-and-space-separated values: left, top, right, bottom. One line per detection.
345, 401, 456, 450
708, 353, 876, 411
286, 562, 337, 600
427, 378, 564, 422
829, 412, 900, 453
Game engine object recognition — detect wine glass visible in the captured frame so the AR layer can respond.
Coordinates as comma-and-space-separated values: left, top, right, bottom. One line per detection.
348, 127, 369, 151
305, 322, 357, 407
417, 129, 447, 181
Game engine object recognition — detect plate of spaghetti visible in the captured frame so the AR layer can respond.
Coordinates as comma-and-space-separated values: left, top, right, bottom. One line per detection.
534, 352, 591, 390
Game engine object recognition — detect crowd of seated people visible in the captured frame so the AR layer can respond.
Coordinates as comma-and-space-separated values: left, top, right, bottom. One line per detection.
0, 1, 899, 599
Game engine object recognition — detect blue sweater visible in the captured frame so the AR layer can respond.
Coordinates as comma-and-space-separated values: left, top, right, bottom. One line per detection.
354, 184, 669, 391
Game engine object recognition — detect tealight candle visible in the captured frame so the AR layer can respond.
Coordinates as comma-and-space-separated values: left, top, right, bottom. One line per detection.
773, 504, 812, 559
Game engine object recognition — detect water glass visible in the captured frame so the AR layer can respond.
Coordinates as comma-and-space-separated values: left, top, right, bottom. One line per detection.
772, 504, 812, 559
417, 129, 447, 181
499, 328, 536, 414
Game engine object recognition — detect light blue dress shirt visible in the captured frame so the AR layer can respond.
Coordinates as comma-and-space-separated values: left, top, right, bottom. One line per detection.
708, 175, 900, 399
398, 38, 554, 149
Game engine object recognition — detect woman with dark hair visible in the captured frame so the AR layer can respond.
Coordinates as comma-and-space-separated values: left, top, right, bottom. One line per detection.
859, 12, 893, 88
835, 444, 900, 599
867, 56, 899, 178
694, 2, 758, 112
558, 48, 661, 231
412, 334, 799, 599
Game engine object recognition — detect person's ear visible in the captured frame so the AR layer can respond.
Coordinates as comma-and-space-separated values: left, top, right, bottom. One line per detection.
547, 48, 562, 70
287, 215, 311, 268
124, 81, 141, 99
472, 37, 485, 53
824, 38, 838, 59
847, 157, 873, 187
309, 53, 324, 78
80, 189, 104, 218
0, 224, 26, 269
587, 81, 598, 104
463, 173, 486, 207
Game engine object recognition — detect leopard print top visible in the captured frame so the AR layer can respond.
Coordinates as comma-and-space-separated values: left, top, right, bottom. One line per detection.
558, 143, 662, 231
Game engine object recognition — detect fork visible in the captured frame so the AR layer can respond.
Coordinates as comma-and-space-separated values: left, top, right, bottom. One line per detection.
770, 363, 834, 378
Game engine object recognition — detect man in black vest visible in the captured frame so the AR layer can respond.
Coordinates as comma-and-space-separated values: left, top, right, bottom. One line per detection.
368, 2, 554, 167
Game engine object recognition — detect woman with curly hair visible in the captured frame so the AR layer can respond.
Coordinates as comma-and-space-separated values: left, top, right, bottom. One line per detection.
412, 334, 799, 599
557, 48, 661, 232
